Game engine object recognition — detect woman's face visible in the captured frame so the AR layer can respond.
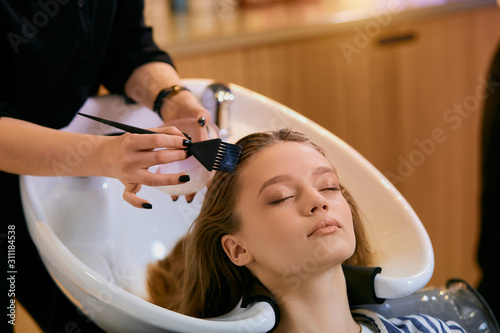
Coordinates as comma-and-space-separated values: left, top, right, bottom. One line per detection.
232, 141, 356, 289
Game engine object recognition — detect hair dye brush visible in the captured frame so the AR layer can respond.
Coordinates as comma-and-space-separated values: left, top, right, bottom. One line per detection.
77, 112, 242, 173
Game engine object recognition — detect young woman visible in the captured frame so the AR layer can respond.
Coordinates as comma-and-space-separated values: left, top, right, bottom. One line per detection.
147, 129, 466, 333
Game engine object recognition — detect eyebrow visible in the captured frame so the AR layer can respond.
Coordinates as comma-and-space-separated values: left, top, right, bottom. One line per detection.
257, 166, 337, 198
257, 174, 292, 198
313, 166, 337, 177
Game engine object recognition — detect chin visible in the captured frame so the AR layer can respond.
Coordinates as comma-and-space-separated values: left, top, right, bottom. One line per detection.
313, 234, 355, 257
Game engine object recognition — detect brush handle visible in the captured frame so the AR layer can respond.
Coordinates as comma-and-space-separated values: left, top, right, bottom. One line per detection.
77, 112, 158, 134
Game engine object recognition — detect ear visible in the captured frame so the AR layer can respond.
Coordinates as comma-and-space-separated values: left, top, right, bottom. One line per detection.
221, 235, 254, 267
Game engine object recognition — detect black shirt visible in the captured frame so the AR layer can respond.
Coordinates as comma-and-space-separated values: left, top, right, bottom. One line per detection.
0, 0, 174, 129
0, 2, 174, 331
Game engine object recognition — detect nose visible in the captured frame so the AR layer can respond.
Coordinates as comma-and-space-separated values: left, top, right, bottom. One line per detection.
310, 204, 328, 214
302, 188, 329, 215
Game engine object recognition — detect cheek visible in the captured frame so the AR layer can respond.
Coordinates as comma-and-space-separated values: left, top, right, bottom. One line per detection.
344, 219, 357, 260
342, 210, 357, 254
239, 212, 306, 273
329, 199, 357, 258
338, 198, 355, 231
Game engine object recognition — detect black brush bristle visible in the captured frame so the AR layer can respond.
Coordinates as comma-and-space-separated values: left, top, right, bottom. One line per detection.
212, 141, 242, 173
186, 139, 242, 173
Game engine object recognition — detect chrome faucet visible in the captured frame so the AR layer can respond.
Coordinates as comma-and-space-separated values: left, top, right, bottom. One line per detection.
201, 83, 234, 139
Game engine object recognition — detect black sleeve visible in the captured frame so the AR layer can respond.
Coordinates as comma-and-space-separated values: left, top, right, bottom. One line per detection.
100, 0, 175, 95
0, 96, 17, 119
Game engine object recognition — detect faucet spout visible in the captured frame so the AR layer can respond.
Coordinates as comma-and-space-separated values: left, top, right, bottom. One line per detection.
201, 83, 234, 139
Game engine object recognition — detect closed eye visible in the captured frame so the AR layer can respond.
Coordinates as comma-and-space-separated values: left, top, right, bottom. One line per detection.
269, 187, 338, 204
269, 196, 294, 205
320, 187, 340, 192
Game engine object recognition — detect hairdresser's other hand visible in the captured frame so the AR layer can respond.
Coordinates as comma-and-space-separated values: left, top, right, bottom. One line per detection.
159, 88, 212, 140
159, 91, 213, 203
171, 192, 196, 204
104, 126, 190, 209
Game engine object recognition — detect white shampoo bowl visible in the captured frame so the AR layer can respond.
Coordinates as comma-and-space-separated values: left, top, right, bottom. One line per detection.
20, 79, 433, 332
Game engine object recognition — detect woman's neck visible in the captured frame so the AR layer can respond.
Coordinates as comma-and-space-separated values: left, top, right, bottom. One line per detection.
271, 265, 360, 333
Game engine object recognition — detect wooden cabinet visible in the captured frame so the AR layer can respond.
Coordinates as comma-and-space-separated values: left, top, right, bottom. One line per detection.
169, 6, 500, 287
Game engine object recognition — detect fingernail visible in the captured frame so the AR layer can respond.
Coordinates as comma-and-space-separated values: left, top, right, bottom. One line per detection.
187, 199, 193, 204
142, 203, 153, 209
183, 139, 192, 147
197, 117, 206, 127
179, 175, 190, 183
185, 148, 192, 157
182, 132, 192, 140
172, 196, 178, 202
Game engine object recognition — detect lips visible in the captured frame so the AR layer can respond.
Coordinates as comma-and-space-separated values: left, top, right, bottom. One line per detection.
307, 217, 340, 237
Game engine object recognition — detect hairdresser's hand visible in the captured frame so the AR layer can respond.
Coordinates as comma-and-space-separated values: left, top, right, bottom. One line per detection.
160, 88, 211, 124
104, 126, 190, 209
159, 89, 212, 138
159, 90, 213, 203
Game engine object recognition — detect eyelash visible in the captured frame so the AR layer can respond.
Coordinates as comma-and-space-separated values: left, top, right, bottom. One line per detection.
322, 187, 340, 192
269, 196, 292, 205
269, 187, 340, 205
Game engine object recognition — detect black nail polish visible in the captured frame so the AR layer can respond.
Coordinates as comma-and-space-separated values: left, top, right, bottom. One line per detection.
182, 132, 192, 140
197, 117, 206, 127
142, 203, 153, 209
179, 175, 190, 183
183, 139, 192, 147
185, 148, 192, 157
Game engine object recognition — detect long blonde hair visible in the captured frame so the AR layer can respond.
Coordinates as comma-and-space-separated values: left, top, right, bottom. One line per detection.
147, 129, 372, 318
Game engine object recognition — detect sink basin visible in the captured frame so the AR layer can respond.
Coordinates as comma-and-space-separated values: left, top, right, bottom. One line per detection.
20, 79, 433, 332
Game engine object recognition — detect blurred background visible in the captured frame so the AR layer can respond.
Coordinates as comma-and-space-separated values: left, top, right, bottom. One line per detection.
144, 0, 500, 288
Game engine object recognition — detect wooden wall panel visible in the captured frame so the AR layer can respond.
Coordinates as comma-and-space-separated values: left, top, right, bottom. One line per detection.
174, 7, 500, 287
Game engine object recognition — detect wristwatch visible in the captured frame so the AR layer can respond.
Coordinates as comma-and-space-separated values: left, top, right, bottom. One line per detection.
153, 85, 190, 119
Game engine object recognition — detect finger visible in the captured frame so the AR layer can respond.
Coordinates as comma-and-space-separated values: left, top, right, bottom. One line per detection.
117, 150, 188, 179
140, 172, 190, 187
123, 132, 189, 151
148, 125, 185, 137
122, 183, 152, 209
142, 148, 189, 168
171, 195, 179, 202
185, 192, 196, 203
196, 106, 212, 125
